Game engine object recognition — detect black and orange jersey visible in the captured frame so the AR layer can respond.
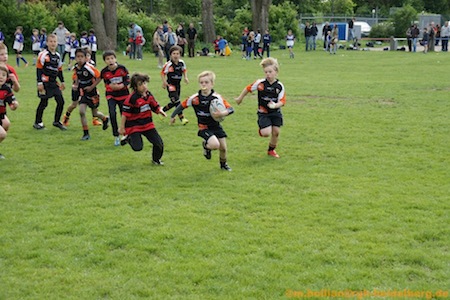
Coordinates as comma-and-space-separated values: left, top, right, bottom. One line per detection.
0, 84, 15, 117
246, 78, 286, 114
36, 49, 64, 87
161, 59, 186, 85
75, 62, 100, 98
181, 89, 232, 129
100, 64, 130, 101
122, 91, 160, 135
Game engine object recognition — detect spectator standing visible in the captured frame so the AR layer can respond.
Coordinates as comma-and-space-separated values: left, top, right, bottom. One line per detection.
429, 22, 435, 52
31, 29, 40, 65
53, 21, 69, 56
311, 22, 318, 50
186, 23, 197, 58
176, 23, 186, 56
411, 24, 420, 52
440, 21, 450, 52
262, 30, 271, 57
253, 30, 262, 59
135, 30, 145, 60
164, 27, 178, 61
422, 27, 429, 53
128, 23, 143, 60
406, 25, 413, 52
152, 26, 165, 68
304, 22, 312, 51
322, 22, 332, 50
348, 18, 355, 42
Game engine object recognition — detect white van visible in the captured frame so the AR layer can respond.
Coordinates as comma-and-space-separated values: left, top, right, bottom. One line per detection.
354, 21, 372, 37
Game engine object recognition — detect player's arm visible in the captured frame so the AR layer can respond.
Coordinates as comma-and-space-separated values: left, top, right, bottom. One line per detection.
57, 68, 65, 91
118, 114, 127, 136
160, 69, 167, 89
36, 62, 45, 93
235, 87, 249, 104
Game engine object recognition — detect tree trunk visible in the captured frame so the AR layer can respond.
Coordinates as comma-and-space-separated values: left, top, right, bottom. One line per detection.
201, 0, 215, 43
88, 0, 117, 50
251, 0, 271, 32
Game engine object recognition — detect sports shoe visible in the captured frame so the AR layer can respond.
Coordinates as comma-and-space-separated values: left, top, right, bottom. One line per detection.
152, 159, 164, 166
114, 136, 120, 146
33, 123, 45, 130
220, 163, 232, 171
203, 141, 211, 160
81, 134, 91, 141
268, 150, 280, 158
120, 135, 129, 146
0, 153, 5, 159
181, 118, 189, 125
102, 117, 109, 130
92, 118, 102, 126
62, 115, 70, 126
53, 121, 67, 131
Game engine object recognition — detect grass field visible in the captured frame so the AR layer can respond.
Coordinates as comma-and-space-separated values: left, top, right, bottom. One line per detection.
0, 46, 449, 299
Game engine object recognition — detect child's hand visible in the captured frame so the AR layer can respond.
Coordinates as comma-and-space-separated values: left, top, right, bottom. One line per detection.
60, 83, 66, 91
162, 82, 168, 89
9, 73, 18, 84
235, 97, 242, 105
10, 100, 19, 110
118, 127, 125, 135
184, 78, 189, 84
159, 108, 167, 117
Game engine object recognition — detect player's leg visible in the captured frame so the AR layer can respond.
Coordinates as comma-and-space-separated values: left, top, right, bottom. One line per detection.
91, 107, 109, 131
34, 97, 49, 129
0, 120, 7, 143
2, 116, 10, 132
108, 98, 120, 145
63, 88, 80, 126
267, 114, 283, 158
79, 102, 90, 140
143, 129, 164, 165
128, 132, 144, 151
52, 91, 66, 130
218, 137, 231, 171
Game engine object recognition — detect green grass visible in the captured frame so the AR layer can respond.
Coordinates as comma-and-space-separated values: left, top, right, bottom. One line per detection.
1, 48, 449, 299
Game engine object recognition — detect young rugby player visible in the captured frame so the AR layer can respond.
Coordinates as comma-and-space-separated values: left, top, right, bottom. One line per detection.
119, 73, 166, 165
0, 63, 19, 159
170, 71, 234, 171
160, 45, 189, 125
235, 57, 286, 158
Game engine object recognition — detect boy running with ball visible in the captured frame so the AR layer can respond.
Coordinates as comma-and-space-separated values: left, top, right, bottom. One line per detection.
235, 57, 286, 158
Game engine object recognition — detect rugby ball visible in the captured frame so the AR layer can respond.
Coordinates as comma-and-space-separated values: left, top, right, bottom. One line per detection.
209, 98, 227, 122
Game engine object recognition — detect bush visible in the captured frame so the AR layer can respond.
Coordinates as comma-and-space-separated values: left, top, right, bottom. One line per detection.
369, 22, 395, 38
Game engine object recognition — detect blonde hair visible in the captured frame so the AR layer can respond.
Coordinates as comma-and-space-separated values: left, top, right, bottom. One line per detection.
197, 71, 216, 85
260, 57, 279, 72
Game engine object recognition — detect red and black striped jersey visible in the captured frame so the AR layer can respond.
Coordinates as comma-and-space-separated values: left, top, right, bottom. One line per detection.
246, 78, 286, 113
161, 59, 186, 85
122, 91, 161, 135
181, 89, 231, 129
0, 84, 15, 116
100, 64, 130, 101
75, 62, 100, 98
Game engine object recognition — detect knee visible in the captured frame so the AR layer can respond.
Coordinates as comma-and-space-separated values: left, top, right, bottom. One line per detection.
130, 144, 143, 152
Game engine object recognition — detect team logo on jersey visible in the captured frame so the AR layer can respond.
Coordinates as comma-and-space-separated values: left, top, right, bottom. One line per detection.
257, 83, 264, 91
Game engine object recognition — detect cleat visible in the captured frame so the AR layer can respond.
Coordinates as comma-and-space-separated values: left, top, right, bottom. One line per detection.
102, 117, 109, 130
0, 153, 5, 159
53, 121, 67, 131
220, 163, 232, 171
120, 135, 129, 146
81, 134, 91, 141
267, 150, 280, 158
92, 118, 102, 126
203, 141, 211, 160
152, 159, 164, 166
114, 136, 120, 146
62, 116, 70, 126
33, 123, 45, 130
181, 118, 189, 125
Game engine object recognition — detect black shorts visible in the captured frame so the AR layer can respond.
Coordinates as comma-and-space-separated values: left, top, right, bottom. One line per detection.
72, 89, 80, 102
79, 94, 100, 109
38, 85, 62, 99
257, 111, 283, 129
33, 50, 40, 55
198, 125, 227, 141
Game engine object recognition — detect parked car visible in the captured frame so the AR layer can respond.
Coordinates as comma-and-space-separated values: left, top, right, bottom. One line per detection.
354, 21, 372, 37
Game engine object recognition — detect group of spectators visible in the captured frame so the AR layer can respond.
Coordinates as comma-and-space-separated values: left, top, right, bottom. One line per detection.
240, 27, 272, 60
407, 21, 450, 53
127, 21, 198, 68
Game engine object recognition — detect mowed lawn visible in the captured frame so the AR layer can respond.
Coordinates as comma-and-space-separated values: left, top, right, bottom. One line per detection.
0, 46, 449, 299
